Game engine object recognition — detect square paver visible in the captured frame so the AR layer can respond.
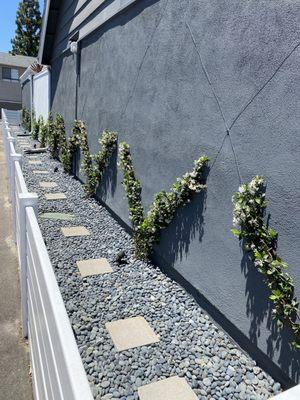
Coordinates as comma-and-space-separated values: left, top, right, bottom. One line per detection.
39, 181, 58, 188
29, 160, 42, 165
138, 377, 197, 400
61, 226, 90, 237
40, 212, 74, 221
33, 170, 49, 175
105, 316, 159, 352
76, 258, 113, 277
45, 193, 67, 200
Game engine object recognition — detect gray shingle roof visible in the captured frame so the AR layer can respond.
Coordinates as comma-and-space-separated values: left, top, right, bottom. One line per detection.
0, 52, 36, 68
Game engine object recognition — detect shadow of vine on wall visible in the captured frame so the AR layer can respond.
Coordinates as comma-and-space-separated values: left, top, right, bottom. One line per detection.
241, 252, 270, 346
96, 149, 118, 201
153, 167, 209, 267
241, 236, 300, 383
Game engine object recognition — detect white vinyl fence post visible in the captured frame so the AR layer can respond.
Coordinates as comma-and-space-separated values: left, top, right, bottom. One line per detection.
10, 154, 22, 242
7, 137, 16, 184
1, 120, 7, 158
19, 192, 38, 338
6, 132, 16, 187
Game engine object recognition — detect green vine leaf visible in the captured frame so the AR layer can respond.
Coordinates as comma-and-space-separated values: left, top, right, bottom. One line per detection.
232, 175, 300, 348
231, 228, 241, 238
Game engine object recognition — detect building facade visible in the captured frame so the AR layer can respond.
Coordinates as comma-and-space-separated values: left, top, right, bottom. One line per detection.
37, 0, 300, 385
0, 52, 35, 116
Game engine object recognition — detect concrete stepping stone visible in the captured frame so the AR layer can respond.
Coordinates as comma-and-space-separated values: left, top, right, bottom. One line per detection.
105, 316, 159, 352
61, 226, 90, 237
76, 258, 113, 277
33, 170, 49, 175
138, 377, 197, 400
40, 212, 74, 221
39, 181, 58, 188
29, 160, 42, 165
45, 193, 67, 200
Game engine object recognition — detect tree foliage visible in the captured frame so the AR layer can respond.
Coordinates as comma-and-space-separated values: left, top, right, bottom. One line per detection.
11, 0, 42, 57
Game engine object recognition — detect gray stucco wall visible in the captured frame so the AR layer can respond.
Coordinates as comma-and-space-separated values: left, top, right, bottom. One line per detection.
50, 0, 300, 384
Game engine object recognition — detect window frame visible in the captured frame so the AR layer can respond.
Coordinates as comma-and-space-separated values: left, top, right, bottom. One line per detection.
2, 67, 19, 82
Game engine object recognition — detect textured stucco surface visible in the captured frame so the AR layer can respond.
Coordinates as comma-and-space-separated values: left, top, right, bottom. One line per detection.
50, 0, 300, 384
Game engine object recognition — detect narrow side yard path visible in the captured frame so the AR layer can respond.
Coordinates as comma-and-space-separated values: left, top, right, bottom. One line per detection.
0, 131, 32, 400
18, 130, 282, 400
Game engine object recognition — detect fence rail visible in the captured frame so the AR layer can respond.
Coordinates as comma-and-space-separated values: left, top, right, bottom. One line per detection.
1, 109, 93, 400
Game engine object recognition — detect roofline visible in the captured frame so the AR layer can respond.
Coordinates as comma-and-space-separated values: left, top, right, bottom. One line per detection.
39, 0, 141, 64
0, 52, 36, 68
20, 65, 51, 84
38, 0, 51, 64
19, 66, 33, 83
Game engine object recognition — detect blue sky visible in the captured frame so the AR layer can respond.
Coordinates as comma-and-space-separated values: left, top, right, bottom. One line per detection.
0, 1, 43, 53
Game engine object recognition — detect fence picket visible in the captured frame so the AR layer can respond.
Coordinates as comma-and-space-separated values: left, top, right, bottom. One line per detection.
2, 109, 93, 400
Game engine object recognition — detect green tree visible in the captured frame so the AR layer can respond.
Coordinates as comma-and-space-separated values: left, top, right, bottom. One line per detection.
11, 0, 42, 57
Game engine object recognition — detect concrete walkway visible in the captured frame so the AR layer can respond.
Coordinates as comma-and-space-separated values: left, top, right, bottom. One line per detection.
0, 131, 32, 400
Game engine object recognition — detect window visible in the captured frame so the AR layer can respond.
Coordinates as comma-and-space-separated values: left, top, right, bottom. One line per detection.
2, 67, 19, 82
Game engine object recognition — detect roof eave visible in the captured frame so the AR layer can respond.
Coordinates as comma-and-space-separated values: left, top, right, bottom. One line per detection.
20, 66, 33, 83
38, 0, 51, 64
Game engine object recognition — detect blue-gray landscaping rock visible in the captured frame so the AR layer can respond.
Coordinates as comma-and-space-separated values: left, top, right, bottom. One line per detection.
19, 138, 281, 399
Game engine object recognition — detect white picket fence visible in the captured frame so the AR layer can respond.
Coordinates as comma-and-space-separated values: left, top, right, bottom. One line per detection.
2, 109, 93, 400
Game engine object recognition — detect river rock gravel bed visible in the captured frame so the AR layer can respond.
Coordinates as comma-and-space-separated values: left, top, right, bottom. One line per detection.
18, 137, 281, 400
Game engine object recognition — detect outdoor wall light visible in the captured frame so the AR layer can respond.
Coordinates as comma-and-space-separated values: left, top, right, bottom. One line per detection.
70, 41, 78, 55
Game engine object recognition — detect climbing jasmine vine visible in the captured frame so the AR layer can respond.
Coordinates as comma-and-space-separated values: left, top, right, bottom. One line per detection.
53, 118, 117, 197
119, 142, 144, 228
47, 112, 59, 159
232, 176, 300, 349
21, 107, 31, 131
31, 114, 41, 140
39, 117, 48, 147
119, 141, 209, 259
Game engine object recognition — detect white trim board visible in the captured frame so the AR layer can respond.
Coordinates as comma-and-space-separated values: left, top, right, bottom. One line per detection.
79, 0, 139, 42
51, 0, 140, 61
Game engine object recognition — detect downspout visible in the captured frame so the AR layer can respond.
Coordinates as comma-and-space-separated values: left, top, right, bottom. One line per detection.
69, 36, 80, 120
70, 38, 81, 175
75, 42, 81, 120
48, 67, 51, 117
